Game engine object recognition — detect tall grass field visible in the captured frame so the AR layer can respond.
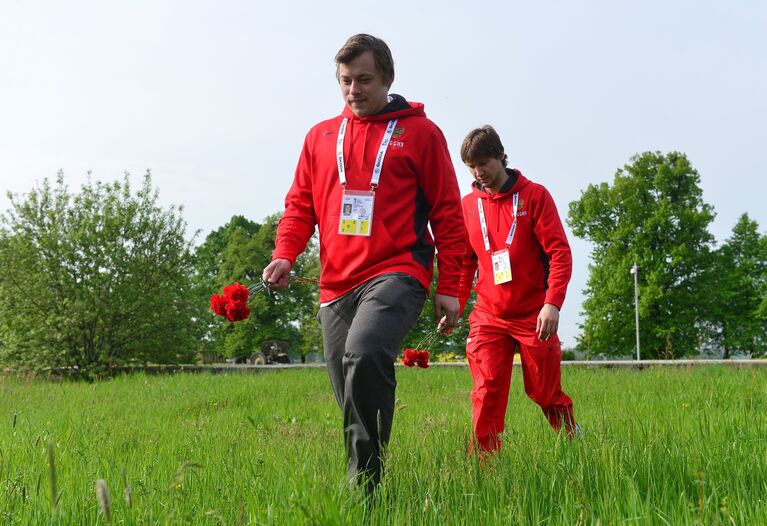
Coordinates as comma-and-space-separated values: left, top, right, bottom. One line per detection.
1, 366, 765, 524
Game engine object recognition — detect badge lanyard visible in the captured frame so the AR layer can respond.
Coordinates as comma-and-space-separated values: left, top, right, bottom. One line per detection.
477, 192, 518, 284
336, 118, 397, 236
336, 118, 397, 187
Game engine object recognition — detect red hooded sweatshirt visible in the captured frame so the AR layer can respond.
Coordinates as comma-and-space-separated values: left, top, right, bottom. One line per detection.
273, 98, 465, 304
458, 170, 572, 319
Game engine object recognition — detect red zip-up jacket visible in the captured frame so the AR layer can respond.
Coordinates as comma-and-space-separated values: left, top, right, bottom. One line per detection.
458, 170, 572, 319
273, 100, 464, 304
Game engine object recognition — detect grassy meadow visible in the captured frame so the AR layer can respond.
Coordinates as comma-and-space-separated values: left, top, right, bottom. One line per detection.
0, 365, 765, 525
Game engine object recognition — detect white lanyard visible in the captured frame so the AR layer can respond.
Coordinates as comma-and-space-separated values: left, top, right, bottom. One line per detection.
477, 192, 519, 252
336, 118, 398, 188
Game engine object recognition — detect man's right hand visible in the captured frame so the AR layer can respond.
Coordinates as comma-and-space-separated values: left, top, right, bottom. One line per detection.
262, 258, 292, 290
434, 293, 460, 335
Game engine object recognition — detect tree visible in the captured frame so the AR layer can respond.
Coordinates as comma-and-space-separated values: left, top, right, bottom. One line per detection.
193, 215, 260, 298
197, 213, 321, 362
568, 152, 715, 358
707, 214, 767, 357
191, 216, 261, 360
0, 172, 198, 377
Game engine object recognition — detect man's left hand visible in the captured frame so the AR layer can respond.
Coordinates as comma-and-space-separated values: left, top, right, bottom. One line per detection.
536, 304, 560, 341
434, 294, 459, 335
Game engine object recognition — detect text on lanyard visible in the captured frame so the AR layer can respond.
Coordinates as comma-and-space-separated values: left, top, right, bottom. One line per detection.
477, 192, 519, 252
336, 118, 398, 189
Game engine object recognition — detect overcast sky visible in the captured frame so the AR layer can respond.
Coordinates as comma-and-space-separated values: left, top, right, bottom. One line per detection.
2, 1, 765, 348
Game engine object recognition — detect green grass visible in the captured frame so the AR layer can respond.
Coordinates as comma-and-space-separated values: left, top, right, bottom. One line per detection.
1, 366, 765, 525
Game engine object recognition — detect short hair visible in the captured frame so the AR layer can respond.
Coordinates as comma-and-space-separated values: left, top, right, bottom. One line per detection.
460, 125, 508, 167
335, 34, 394, 85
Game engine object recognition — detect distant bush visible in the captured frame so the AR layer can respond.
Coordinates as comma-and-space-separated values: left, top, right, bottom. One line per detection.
561, 350, 577, 361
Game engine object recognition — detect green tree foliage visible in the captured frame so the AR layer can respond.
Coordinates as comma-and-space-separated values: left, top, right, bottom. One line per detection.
0, 172, 197, 376
196, 214, 320, 362
707, 214, 767, 357
192, 216, 261, 360
193, 215, 260, 303
568, 152, 715, 358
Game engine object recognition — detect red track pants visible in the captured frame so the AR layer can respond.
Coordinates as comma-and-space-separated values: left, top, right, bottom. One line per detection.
466, 308, 576, 454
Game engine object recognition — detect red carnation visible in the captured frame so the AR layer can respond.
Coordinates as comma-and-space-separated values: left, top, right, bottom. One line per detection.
210, 294, 229, 316
225, 301, 251, 322
416, 350, 430, 369
403, 348, 417, 367
223, 282, 250, 303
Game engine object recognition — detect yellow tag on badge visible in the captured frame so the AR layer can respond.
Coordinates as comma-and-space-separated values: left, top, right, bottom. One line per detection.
339, 219, 357, 234
492, 249, 512, 285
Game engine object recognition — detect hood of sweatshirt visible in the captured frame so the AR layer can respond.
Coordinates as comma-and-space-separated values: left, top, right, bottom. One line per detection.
471, 168, 528, 201
341, 93, 425, 121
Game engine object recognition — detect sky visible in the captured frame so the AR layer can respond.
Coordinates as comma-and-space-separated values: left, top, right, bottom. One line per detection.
1, 1, 766, 348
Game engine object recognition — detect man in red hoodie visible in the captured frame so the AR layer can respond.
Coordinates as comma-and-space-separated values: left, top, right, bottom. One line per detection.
263, 34, 464, 492
456, 125, 579, 454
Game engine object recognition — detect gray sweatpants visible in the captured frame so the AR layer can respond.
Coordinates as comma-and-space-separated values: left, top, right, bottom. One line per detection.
317, 272, 427, 492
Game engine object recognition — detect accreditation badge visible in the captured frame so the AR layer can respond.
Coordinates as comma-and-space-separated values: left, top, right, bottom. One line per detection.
491, 249, 512, 285
338, 189, 374, 236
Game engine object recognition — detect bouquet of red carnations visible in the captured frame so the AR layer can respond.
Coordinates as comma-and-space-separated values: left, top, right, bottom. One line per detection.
402, 348, 430, 368
209, 282, 252, 322
400, 319, 464, 368
210, 276, 320, 322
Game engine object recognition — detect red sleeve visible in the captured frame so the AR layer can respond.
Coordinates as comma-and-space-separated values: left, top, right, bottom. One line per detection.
533, 187, 572, 310
458, 211, 478, 314
417, 127, 465, 297
272, 136, 317, 264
